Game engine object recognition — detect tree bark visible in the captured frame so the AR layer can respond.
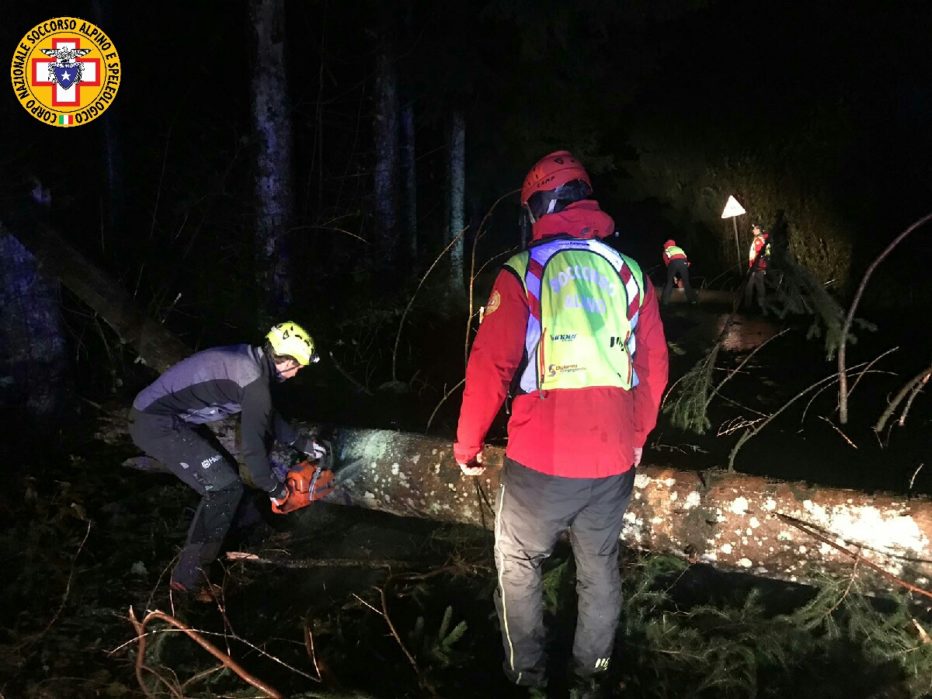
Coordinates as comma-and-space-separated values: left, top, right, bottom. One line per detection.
0, 224, 70, 419
446, 110, 466, 303
372, 20, 400, 278
250, 0, 294, 325
101, 378, 932, 594
114, 419, 932, 595
268, 428, 932, 592
400, 99, 417, 265
399, 0, 417, 266
91, 0, 125, 242
15, 220, 932, 594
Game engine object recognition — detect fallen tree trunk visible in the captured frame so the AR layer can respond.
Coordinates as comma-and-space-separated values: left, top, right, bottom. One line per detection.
6, 216, 190, 373
659, 287, 736, 305
19, 218, 932, 594
107, 414, 932, 593
272, 427, 932, 592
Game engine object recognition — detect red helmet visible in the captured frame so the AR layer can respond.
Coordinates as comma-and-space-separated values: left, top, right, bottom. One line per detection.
664, 239, 676, 248
521, 150, 591, 206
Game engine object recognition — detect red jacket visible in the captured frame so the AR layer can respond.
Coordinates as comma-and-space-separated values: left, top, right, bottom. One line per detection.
454, 201, 669, 478
749, 233, 770, 269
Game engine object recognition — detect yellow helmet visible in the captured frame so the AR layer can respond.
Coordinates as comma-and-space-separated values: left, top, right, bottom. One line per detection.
265, 321, 318, 366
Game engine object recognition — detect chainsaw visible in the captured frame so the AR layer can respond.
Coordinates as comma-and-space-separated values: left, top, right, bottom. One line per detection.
271, 443, 363, 514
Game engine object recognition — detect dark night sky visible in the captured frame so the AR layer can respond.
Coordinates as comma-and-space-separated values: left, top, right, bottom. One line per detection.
3, 0, 931, 333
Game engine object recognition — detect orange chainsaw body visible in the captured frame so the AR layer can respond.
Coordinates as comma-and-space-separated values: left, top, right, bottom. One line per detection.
271, 460, 335, 514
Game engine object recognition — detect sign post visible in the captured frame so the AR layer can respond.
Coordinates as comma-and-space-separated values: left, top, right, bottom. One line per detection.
721, 195, 747, 269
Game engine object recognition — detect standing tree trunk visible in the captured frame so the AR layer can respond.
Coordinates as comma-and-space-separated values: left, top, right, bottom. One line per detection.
399, 1, 417, 267
250, 0, 294, 326
0, 207, 71, 422
91, 0, 124, 244
372, 20, 400, 282
400, 99, 417, 267
445, 110, 466, 304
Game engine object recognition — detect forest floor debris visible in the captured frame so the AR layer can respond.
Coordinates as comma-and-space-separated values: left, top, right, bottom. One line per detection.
1, 437, 931, 698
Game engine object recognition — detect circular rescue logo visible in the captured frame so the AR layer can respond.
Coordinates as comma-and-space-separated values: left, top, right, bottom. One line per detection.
10, 17, 121, 128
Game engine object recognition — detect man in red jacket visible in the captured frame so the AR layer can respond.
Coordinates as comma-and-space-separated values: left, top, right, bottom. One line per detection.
454, 151, 668, 696
745, 223, 771, 309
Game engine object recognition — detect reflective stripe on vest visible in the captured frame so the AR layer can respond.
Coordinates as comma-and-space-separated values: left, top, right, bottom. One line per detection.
504, 238, 645, 394
664, 245, 687, 261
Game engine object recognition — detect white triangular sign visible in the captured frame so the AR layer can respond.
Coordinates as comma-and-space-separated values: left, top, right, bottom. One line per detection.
721, 195, 747, 219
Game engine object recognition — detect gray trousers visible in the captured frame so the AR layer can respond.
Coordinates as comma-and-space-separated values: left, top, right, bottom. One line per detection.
493, 458, 635, 687
129, 409, 244, 589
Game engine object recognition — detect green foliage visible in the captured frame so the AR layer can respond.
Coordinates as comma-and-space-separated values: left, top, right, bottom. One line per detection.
792, 579, 932, 694
542, 559, 573, 615
662, 345, 720, 434
662, 248, 878, 439
409, 605, 469, 669
618, 555, 932, 698
622, 554, 691, 627
762, 251, 876, 360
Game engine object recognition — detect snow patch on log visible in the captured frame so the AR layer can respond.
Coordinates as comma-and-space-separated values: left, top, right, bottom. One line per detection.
730, 497, 750, 515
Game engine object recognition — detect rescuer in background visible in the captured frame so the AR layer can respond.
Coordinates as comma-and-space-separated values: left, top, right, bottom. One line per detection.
745, 223, 772, 309
453, 151, 669, 697
661, 238, 699, 305
128, 321, 327, 597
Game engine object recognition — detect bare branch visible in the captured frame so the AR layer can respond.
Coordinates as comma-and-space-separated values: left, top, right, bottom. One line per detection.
328, 349, 374, 395
704, 328, 790, 410
775, 513, 932, 601
425, 378, 465, 432
817, 416, 858, 449
728, 361, 884, 470
392, 226, 468, 383
377, 586, 420, 677
874, 364, 931, 435
127, 607, 284, 698
465, 188, 520, 368
303, 623, 323, 682
226, 551, 418, 570
838, 212, 932, 423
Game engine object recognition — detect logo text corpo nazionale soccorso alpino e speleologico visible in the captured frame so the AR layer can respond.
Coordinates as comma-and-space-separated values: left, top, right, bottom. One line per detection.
10, 17, 121, 127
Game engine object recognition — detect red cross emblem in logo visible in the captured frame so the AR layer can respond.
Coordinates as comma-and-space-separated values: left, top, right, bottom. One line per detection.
31, 37, 100, 107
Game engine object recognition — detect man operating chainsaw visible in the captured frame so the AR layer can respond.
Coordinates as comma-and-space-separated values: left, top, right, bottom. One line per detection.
128, 321, 331, 595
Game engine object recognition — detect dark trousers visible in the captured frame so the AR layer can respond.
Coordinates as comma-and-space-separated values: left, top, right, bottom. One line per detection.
744, 268, 767, 309
662, 259, 698, 304
129, 409, 244, 589
493, 458, 635, 687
